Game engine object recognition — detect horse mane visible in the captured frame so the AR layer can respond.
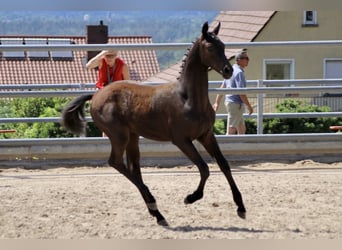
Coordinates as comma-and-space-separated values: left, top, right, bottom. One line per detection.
177, 40, 198, 81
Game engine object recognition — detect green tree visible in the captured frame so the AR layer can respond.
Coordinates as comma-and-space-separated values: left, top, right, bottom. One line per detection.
0, 97, 73, 138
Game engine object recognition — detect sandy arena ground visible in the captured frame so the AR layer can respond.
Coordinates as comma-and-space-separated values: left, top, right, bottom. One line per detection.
1, 159, 342, 239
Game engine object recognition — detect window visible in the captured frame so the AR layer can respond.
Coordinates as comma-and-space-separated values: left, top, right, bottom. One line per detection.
25, 38, 49, 60
263, 59, 295, 96
313, 58, 342, 103
323, 58, 342, 97
1, 38, 25, 60
48, 38, 73, 61
303, 11, 318, 26
324, 59, 342, 79
264, 59, 294, 80
0, 37, 74, 61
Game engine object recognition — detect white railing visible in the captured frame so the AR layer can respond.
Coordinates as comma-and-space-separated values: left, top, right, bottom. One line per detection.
1, 81, 342, 135
1, 40, 342, 135
1, 41, 342, 163
2, 39, 342, 52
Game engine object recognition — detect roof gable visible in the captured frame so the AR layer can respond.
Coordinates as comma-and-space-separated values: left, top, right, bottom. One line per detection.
146, 11, 275, 83
211, 11, 275, 58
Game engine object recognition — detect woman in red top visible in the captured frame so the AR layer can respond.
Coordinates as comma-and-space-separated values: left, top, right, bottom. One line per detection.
86, 50, 130, 137
86, 49, 130, 89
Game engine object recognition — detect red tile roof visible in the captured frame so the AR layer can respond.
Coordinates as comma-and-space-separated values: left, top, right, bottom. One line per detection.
147, 62, 183, 83
0, 35, 160, 85
146, 11, 275, 83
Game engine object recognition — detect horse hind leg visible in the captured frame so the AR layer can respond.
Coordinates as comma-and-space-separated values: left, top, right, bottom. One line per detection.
174, 139, 209, 204
110, 133, 168, 226
197, 133, 246, 219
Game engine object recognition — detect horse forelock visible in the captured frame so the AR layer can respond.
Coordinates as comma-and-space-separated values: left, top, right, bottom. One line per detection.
205, 31, 219, 44
204, 30, 225, 53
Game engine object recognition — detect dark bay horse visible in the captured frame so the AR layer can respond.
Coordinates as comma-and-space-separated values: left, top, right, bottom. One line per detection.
61, 22, 246, 226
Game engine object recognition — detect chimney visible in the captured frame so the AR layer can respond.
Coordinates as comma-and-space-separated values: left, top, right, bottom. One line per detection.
86, 20, 108, 61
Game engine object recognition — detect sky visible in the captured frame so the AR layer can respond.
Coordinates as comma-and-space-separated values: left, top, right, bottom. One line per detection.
1, 0, 341, 11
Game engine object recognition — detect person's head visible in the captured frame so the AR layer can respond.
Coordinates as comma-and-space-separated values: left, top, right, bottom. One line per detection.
235, 51, 249, 68
103, 50, 117, 66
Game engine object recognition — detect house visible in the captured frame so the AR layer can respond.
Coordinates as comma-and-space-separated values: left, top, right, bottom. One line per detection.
147, 11, 342, 112
147, 11, 275, 83
149, 10, 342, 82
0, 34, 160, 86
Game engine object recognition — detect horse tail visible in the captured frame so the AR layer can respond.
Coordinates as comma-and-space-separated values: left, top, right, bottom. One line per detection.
61, 94, 93, 135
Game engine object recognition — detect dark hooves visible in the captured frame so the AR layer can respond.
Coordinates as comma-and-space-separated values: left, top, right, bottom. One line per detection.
184, 192, 202, 204
157, 219, 169, 227
237, 209, 246, 219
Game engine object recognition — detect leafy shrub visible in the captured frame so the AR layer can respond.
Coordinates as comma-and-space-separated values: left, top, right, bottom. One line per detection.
213, 99, 342, 134
213, 118, 256, 135
263, 99, 342, 133
0, 96, 103, 138
213, 119, 226, 135
2, 97, 341, 138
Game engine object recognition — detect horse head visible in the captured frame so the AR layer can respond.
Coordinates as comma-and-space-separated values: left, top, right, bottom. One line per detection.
201, 22, 233, 79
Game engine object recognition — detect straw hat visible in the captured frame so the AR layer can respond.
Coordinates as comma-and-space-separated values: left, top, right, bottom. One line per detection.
103, 50, 117, 57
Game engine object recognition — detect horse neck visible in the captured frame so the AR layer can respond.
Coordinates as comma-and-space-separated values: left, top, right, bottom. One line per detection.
178, 42, 210, 110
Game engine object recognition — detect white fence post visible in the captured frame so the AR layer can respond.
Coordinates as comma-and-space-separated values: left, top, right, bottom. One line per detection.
257, 79, 264, 134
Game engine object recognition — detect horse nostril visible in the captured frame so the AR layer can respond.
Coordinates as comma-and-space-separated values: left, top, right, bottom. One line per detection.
223, 65, 232, 75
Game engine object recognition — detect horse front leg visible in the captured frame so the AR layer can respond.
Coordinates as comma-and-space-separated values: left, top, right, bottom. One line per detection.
173, 139, 210, 204
197, 132, 246, 219
124, 134, 168, 226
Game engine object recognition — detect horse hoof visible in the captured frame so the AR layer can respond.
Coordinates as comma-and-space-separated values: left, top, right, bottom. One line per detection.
184, 197, 190, 204
157, 219, 169, 227
237, 210, 246, 219
184, 193, 202, 204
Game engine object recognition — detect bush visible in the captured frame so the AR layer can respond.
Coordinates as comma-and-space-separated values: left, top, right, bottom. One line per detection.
263, 99, 342, 133
213, 119, 226, 135
0, 96, 104, 138
2, 97, 341, 138
213, 99, 342, 134
213, 118, 257, 135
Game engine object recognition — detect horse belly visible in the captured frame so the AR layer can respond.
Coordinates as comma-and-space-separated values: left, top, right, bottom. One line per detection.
130, 115, 172, 141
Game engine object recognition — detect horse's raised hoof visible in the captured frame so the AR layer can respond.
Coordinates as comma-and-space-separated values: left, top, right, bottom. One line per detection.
184, 191, 203, 204
184, 196, 195, 204
157, 219, 169, 227
184, 197, 190, 204
237, 209, 246, 219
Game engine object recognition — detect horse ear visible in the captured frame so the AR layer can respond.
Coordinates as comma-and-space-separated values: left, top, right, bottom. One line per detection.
202, 22, 209, 37
213, 22, 221, 35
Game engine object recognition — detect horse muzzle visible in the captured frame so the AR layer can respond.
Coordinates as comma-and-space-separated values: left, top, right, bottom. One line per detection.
221, 65, 233, 79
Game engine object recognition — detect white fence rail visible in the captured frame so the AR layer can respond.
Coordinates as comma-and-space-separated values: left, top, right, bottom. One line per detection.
1, 82, 342, 134
2, 39, 342, 52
